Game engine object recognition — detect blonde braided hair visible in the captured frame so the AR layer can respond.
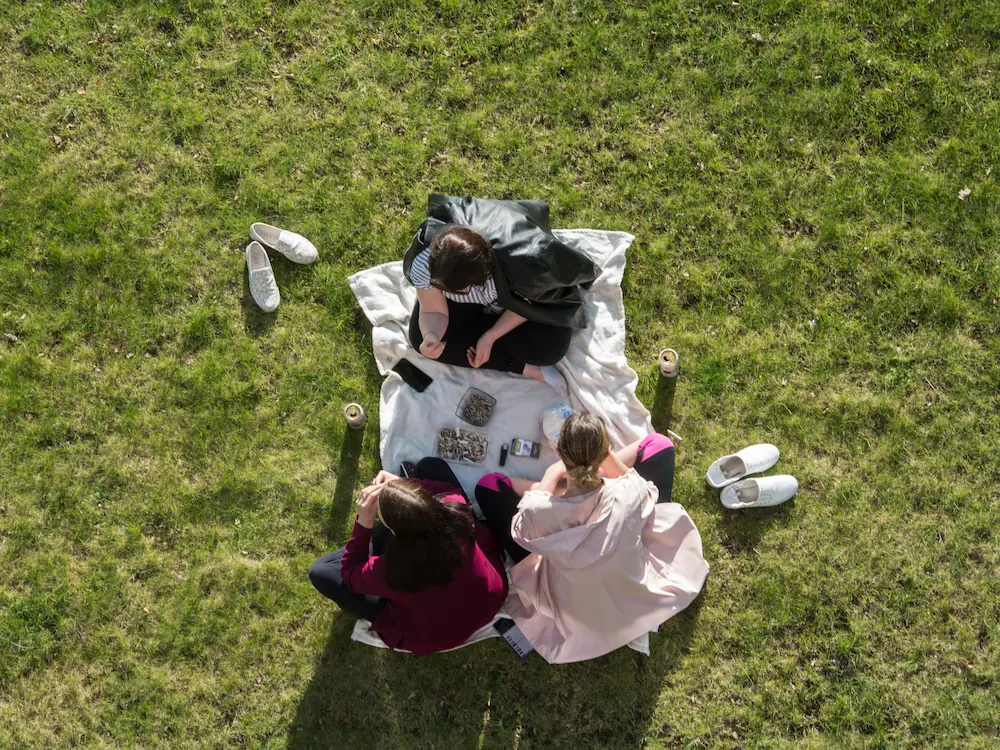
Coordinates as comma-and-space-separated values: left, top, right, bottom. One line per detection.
557, 412, 610, 491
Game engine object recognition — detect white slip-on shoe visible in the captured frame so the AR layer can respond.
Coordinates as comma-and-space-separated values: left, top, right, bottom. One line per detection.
706, 443, 780, 488
249, 222, 318, 265
721, 475, 798, 510
246, 241, 280, 312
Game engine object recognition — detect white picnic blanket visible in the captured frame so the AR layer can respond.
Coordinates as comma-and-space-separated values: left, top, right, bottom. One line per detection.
350, 611, 510, 652
350, 609, 651, 656
348, 229, 653, 500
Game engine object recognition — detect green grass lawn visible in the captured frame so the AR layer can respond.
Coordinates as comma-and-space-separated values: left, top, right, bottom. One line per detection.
2, 0, 999, 747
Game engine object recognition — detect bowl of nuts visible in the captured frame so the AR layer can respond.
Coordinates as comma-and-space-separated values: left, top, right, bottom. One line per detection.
437, 427, 489, 464
455, 387, 497, 427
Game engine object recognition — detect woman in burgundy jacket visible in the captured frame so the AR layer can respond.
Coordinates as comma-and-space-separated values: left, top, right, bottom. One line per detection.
309, 458, 508, 654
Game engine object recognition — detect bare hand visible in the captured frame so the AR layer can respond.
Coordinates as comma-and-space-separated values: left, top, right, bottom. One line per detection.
371, 470, 398, 487
420, 332, 444, 360
356, 484, 380, 529
467, 331, 496, 368
547, 461, 568, 482
533, 460, 567, 494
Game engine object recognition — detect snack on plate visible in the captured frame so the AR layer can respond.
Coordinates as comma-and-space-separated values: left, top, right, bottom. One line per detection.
456, 387, 497, 427
437, 428, 489, 463
462, 394, 493, 426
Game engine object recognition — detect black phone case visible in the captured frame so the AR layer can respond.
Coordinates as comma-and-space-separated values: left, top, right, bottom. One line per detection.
392, 359, 433, 392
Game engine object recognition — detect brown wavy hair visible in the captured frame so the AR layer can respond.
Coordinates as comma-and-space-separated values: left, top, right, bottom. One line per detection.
378, 479, 476, 593
427, 225, 494, 292
557, 412, 611, 491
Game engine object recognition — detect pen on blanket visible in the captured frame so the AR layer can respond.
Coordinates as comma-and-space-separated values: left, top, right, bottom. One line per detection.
499, 443, 509, 467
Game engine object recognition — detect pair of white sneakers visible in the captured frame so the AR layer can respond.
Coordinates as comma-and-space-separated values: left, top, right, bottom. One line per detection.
245, 223, 318, 312
706, 443, 798, 510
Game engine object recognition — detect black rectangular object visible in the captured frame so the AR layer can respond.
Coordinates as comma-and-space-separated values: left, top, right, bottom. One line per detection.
494, 618, 535, 658
392, 358, 433, 392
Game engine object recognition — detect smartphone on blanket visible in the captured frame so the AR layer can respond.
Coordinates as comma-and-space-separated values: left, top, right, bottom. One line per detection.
392, 358, 433, 392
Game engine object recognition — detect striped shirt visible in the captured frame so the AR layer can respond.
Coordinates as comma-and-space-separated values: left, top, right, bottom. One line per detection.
408, 248, 499, 306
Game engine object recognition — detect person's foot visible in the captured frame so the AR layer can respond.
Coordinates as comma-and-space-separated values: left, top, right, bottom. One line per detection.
522, 364, 545, 382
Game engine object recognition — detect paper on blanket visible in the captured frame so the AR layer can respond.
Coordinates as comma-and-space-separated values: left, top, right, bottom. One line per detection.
348, 229, 652, 499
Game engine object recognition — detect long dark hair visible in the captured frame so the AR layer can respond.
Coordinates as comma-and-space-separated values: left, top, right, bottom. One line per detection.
428, 225, 494, 292
379, 479, 476, 593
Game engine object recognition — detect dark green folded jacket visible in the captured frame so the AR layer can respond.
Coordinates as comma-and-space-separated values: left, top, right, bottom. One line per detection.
402, 194, 600, 329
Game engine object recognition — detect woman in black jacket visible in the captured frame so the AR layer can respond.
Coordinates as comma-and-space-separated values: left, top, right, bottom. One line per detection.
404, 194, 600, 379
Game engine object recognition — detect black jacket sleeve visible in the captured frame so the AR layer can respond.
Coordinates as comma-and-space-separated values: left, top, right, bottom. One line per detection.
418, 194, 599, 328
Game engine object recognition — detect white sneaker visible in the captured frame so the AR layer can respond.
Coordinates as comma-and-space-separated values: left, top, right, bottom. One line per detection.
721, 475, 798, 509
246, 241, 280, 312
706, 443, 779, 488
250, 222, 317, 265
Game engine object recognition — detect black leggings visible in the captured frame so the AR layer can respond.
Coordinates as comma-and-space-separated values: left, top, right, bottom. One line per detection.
475, 434, 676, 564
308, 458, 467, 620
408, 298, 572, 373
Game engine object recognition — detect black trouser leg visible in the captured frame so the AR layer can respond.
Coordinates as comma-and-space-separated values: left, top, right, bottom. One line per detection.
495, 320, 573, 366
309, 549, 387, 621
408, 300, 526, 373
412, 456, 464, 489
633, 434, 676, 504
412, 457, 468, 502
474, 474, 530, 563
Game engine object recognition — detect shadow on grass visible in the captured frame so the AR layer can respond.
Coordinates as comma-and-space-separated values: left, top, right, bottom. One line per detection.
328, 424, 365, 543
307, 304, 384, 543
241, 254, 312, 337
287, 587, 704, 749
709, 483, 796, 556
649, 373, 678, 434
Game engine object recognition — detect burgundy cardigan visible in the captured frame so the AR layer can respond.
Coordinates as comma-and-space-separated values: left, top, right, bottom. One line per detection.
340, 479, 508, 654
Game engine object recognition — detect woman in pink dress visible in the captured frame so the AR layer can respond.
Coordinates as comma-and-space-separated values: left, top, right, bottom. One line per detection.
476, 413, 709, 664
